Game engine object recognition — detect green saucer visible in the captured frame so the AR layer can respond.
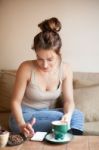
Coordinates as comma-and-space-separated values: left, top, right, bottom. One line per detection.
45, 133, 73, 144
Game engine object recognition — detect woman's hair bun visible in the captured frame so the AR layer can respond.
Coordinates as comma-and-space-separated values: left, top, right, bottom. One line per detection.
38, 17, 61, 32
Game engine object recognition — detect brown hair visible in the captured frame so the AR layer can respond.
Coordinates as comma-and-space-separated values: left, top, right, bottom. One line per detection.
32, 17, 62, 54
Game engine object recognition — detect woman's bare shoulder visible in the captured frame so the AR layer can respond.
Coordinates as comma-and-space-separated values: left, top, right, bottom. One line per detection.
18, 60, 36, 70
16, 60, 35, 79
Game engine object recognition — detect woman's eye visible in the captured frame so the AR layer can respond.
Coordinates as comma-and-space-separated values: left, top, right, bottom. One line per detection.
48, 59, 53, 61
37, 58, 42, 61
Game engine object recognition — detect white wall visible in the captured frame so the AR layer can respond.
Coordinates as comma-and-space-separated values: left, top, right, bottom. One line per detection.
0, 0, 99, 72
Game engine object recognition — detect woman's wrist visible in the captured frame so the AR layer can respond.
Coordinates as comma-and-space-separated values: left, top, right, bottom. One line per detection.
17, 120, 26, 128
63, 111, 73, 122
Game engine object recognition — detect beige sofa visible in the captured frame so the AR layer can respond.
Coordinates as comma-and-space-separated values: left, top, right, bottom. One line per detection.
0, 70, 99, 135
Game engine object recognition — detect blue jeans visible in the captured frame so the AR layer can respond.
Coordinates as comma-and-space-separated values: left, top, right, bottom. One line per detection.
9, 105, 84, 133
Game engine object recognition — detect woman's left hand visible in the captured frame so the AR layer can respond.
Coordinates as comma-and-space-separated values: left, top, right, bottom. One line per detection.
61, 113, 71, 124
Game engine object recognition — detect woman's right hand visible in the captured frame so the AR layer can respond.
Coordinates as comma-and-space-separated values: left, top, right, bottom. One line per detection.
20, 118, 36, 138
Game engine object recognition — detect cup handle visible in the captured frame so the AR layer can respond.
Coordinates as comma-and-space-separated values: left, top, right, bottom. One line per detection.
52, 129, 54, 132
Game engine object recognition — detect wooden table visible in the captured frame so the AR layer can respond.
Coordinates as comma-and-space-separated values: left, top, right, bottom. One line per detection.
1, 136, 99, 150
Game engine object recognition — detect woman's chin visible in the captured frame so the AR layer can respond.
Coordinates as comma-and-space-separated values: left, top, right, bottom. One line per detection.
43, 69, 50, 72
42, 68, 50, 72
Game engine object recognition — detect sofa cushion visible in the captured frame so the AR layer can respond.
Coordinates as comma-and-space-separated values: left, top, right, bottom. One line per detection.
74, 85, 99, 122
0, 112, 10, 130
73, 72, 99, 88
0, 70, 16, 112
84, 122, 99, 135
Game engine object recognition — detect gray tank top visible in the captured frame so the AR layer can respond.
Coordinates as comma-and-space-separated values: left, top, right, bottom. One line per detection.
22, 62, 63, 109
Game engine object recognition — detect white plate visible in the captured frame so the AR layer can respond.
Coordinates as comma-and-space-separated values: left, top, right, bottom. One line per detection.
45, 133, 73, 143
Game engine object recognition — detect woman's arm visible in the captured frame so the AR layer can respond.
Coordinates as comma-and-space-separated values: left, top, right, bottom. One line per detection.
61, 64, 75, 123
11, 61, 35, 136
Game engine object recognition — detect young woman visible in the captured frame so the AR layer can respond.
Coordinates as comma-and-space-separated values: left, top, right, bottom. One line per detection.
9, 17, 84, 137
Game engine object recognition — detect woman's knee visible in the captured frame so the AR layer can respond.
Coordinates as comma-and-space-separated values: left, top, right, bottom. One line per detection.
49, 111, 63, 120
35, 110, 63, 121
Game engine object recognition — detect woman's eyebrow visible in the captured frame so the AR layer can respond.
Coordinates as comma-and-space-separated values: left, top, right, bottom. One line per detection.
36, 55, 43, 59
36, 54, 53, 60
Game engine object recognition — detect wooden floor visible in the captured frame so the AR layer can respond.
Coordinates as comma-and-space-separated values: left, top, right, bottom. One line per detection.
1, 136, 99, 150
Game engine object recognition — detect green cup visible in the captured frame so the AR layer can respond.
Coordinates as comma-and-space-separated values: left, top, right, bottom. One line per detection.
52, 120, 68, 140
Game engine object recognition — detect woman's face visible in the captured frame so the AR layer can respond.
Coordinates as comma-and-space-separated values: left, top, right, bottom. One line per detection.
36, 49, 59, 72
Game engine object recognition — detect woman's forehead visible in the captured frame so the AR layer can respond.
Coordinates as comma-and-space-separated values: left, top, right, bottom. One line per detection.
36, 49, 56, 59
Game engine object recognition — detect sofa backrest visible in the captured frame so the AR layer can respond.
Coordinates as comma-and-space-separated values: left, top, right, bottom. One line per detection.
73, 72, 99, 122
0, 70, 99, 122
0, 70, 16, 112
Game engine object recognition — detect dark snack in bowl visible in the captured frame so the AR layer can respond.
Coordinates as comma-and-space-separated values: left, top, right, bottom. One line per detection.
0, 129, 6, 134
0, 128, 8, 135
7, 133, 26, 146
0, 126, 7, 134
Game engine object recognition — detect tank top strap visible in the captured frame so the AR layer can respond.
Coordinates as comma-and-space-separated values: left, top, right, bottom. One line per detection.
58, 60, 63, 82
30, 71, 36, 84
29, 61, 37, 84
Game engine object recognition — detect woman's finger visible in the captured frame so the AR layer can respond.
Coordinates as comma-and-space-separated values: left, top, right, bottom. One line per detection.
26, 123, 34, 134
23, 125, 34, 138
23, 127, 30, 134
61, 117, 68, 123
31, 118, 36, 126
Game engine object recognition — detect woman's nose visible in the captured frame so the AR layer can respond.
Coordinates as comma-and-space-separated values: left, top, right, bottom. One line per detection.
43, 60, 48, 68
